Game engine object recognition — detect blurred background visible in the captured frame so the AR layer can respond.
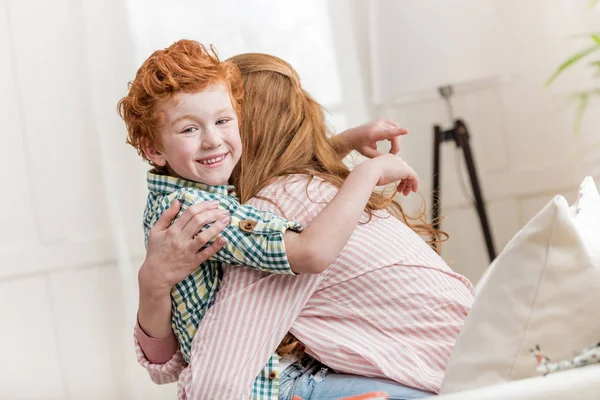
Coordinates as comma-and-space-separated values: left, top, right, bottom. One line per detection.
1, 0, 599, 398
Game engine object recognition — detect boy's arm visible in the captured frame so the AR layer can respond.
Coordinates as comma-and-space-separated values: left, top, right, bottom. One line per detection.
176, 152, 417, 276
331, 119, 408, 159
177, 190, 301, 275
285, 154, 418, 274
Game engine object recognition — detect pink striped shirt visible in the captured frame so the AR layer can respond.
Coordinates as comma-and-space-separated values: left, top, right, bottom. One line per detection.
135, 175, 474, 399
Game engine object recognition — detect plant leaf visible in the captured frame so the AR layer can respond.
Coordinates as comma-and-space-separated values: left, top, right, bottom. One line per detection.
573, 93, 590, 136
546, 43, 600, 86
587, 0, 599, 9
573, 88, 600, 97
592, 34, 600, 45
591, 60, 600, 76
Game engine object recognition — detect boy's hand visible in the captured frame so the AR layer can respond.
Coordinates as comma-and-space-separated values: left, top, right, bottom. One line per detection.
362, 153, 419, 196
338, 119, 408, 157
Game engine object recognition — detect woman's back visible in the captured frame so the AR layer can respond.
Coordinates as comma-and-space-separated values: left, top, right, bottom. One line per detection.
248, 174, 474, 393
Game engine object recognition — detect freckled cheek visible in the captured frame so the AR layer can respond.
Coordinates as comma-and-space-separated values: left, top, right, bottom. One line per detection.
223, 125, 241, 137
174, 143, 200, 161
226, 128, 242, 147
223, 130, 241, 148
221, 129, 232, 138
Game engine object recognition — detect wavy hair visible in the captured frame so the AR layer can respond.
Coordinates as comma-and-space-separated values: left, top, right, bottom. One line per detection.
229, 53, 446, 245
117, 39, 244, 165
227, 53, 448, 357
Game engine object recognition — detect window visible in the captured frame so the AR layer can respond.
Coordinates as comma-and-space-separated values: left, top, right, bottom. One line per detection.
126, 0, 344, 113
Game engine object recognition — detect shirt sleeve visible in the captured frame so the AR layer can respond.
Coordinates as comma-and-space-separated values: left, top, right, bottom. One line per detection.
135, 319, 179, 364
133, 325, 187, 385
178, 189, 303, 275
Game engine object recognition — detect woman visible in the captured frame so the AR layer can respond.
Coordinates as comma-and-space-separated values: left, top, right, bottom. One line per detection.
135, 53, 474, 399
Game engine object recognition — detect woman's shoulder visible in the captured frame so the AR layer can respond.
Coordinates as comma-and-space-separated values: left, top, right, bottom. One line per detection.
258, 174, 338, 201
248, 174, 336, 224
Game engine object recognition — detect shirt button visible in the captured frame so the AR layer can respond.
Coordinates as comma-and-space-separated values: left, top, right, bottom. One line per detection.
239, 219, 258, 233
268, 371, 278, 380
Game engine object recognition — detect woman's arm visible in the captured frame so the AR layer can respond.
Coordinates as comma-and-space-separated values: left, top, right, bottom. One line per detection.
136, 200, 227, 365
285, 154, 419, 274
331, 119, 408, 159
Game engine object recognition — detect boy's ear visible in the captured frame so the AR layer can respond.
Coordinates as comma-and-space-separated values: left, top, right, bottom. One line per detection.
142, 140, 167, 167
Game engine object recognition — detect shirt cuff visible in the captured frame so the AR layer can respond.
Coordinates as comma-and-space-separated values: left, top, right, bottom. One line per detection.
135, 318, 179, 364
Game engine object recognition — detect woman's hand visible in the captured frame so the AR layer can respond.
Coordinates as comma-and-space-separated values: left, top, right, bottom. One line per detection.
137, 200, 229, 339
361, 153, 419, 196
336, 119, 408, 158
140, 200, 229, 294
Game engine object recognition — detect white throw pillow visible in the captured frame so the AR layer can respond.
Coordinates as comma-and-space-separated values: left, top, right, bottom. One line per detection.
441, 176, 600, 394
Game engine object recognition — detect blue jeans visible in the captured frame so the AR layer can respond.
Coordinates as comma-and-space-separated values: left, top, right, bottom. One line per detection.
279, 357, 434, 400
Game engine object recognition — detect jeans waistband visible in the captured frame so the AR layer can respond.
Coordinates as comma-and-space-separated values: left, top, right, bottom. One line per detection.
279, 355, 321, 400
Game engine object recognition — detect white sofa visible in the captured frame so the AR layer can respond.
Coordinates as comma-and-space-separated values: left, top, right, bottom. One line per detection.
437, 177, 600, 399
436, 364, 600, 400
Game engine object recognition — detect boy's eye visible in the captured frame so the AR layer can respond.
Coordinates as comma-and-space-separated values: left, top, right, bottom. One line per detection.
216, 119, 230, 125
181, 127, 197, 133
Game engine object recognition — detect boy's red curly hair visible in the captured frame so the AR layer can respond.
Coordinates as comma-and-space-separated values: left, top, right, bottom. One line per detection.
118, 39, 244, 165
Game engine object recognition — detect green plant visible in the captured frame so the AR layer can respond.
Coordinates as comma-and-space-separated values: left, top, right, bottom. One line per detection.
546, 1, 600, 133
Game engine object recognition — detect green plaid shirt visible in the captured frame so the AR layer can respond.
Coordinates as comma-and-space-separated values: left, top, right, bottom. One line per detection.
143, 171, 301, 371
252, 354, 281, 399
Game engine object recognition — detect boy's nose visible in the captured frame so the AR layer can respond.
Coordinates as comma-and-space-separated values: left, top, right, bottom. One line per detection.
201, 128, 223, 149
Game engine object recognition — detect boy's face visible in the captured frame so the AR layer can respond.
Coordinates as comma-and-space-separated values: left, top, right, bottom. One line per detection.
147, 82, 242, 186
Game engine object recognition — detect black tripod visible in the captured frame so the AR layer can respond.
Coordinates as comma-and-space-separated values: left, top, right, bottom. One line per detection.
431, 86, 497, 263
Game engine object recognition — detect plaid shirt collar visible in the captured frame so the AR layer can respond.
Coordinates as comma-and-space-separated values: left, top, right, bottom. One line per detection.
147, 169, 236, 197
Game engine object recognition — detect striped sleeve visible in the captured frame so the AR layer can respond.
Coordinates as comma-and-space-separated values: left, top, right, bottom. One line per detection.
134, 328, 187, 385
134, 320, 179, 364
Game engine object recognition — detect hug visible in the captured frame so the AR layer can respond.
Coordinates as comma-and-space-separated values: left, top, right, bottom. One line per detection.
120, 40, 473, 400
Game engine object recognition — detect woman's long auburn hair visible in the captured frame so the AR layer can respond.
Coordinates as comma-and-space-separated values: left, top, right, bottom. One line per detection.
227, 53, 448, 357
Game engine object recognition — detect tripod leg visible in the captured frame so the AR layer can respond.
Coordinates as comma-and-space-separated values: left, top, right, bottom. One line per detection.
432, 125, 443, 252
455, 120, 497, 262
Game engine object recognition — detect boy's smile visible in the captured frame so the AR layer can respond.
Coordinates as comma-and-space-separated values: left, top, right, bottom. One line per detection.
146, 82, 242, 186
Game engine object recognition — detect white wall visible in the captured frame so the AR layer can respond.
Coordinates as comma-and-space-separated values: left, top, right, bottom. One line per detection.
0, 0, 168, 398
370, 0, 600, 284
